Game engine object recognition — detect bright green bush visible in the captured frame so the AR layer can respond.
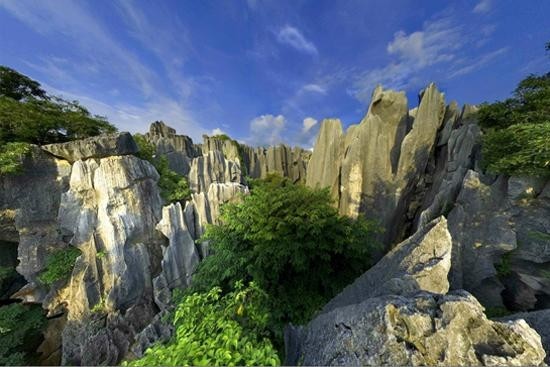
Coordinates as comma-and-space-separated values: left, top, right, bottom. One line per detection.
127, 281, 280, 367
482, 122, 550, 177
133, 134, 192, 203
38, 246, 81, 286
0, 142, 31, 175
0, 303, 46, 365
191, 174, 380, 332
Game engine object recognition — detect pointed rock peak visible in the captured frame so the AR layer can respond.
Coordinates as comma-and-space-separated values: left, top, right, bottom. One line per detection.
362, 85, 408, 127
149, 121, 176, 138
459, 104, 479, 125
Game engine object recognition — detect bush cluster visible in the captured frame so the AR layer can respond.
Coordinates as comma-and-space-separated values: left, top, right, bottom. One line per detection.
127, 281, 280, 366
38, 246, 81, 286
133, 134, 192, 203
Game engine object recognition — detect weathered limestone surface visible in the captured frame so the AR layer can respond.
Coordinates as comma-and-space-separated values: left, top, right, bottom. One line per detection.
41, 132, 138, 163
188, 150, 243, 193
241, 144, 310, 183
499, 309, 550, 364
293, 291, 546, 366
145, 121, 201, 175
321, 216, 452, 314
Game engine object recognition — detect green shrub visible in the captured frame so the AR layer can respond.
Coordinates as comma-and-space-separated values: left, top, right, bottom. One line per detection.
0, 266, 15, 285
482, 122, 550, 177
38, 247, 81, 286
133, 134, 192, 203
495, 252, 513, 279
0, 303, 46, 365
191, 174, 380, 333
0, 142, 31, 175
127, 281, 280, 366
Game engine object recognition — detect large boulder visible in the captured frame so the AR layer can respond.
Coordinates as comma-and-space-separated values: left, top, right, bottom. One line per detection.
41, 132, 138, 162
499, 309, 550, 364
293, 291, 546, 366
321, 216, 452, 314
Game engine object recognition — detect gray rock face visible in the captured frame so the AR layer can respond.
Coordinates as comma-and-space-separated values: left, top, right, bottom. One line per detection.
307, 84, 446, 245
322, 216, 452, 314
294, 291, 546, 366
499, 309, 550, 364
155, 202, 200, 293
188, 150, 243, 193
241, 144, 310, 183
0, 146, 71, 301
41, 132, 138, 163
145, 121, 201, 175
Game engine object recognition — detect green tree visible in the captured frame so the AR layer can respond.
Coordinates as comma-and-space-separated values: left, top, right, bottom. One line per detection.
0, 66, 47, 101
0, 303, 46, 365
0, 66, 116, 145
478, 42, 550, 177
191, 174, 380, 331
127, 281, 280, 367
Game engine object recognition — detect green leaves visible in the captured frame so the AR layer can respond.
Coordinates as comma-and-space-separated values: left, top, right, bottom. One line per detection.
191, 174, 380, 336
0, 303, 46, 365
133, 134, 192, 204
0, 142, 31, 175
38, 246, 81, 286
127, 282, 280, 367
482, 122, 550, 177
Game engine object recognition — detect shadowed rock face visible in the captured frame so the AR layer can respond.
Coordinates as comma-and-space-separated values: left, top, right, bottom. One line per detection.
41, 132, 138, 163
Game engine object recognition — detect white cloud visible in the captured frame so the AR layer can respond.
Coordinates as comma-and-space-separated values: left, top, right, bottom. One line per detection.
350, 14, 504, 103
276, 25, 318, 55
302, 117, 318, 133
211, 128, 226, 136
248, 114, 286, 146
473, 0, 492, 14
300, 83, 327, 94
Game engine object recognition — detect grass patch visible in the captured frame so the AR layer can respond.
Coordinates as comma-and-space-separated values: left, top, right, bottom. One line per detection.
38, 247, 81, 286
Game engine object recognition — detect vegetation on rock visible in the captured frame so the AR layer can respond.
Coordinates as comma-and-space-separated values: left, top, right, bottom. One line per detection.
191, 174, 380, 337
127, 281, 280, 367
0, 66, 116, 174
133, 133, 192, 203
0, 142, 31, 175
0, 303, 46, 365
38, 246, 81, 286
478, 45, 550, 177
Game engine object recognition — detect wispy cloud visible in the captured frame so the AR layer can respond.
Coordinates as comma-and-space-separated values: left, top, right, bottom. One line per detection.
247, 114, 286, 146
349, 13, 505, 103
300, 83, 327, 94
449, 47, 509, 78
276, 25, 318, 55
473, 0, 492, 14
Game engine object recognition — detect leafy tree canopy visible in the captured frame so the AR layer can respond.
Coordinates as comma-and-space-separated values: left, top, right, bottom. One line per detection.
0, 66, 116, 146
191, 174, 380, 332
127, 281, 280, 367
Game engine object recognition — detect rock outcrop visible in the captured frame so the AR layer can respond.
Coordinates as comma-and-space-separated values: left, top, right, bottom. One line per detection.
293, 291, 546, 366
188, 150, 243, 193
41, 132, 138, 163
286, 216, 547, 366
499, 309, 550, 364
321, 216, 452, 314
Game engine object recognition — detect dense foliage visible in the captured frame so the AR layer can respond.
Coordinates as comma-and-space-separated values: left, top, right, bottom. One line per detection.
38, 246, 81, 286
133, 134, 191, 203
478, 45, 550, 177
0, 142, 31, 175
127, 281, 280, 367
0, 303, 46, 365
191, 174, 380, 331
0, 66, 117, 175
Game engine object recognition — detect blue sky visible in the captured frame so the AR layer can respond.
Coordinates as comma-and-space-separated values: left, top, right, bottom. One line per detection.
0, 0, 548, 147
